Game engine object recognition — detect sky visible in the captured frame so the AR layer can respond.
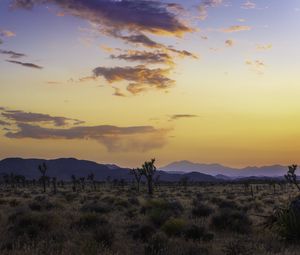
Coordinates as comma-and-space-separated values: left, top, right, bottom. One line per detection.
0, 0, 300, 168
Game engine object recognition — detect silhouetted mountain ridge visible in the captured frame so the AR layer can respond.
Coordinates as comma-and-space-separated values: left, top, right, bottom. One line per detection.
0, 158, 217, 182
160, 160, 289, 177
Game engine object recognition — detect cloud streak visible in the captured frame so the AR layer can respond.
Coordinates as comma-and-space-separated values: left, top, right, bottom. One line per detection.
6, 60, 43, 69
93, 65, 174, 94
169, 114, 198, 121
1, 109, 84, 127
0, 50, 26, 59
5, 123, 169, 152
12, 0, 192, 36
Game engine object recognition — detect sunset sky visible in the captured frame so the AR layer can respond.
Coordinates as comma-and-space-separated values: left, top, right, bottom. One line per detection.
0, 0, 300, 168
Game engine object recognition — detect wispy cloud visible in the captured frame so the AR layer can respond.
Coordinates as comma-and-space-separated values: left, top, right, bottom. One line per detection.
110, 50, 175, 65
169, 114, 198, 121
1, 108, 84, 127
256, 44, 272, 51
93, 65, 174, 95
241, 1, 256, 9
222, 25, 251, 33
0, 50, 26, 59
6, 60, 43, 69
245, 59, 265, 74
225, 39, 234, 47
198, 0, 223, 21
12, 0, 192, 36
0, 29, 16, 37
5, 122, 169, 152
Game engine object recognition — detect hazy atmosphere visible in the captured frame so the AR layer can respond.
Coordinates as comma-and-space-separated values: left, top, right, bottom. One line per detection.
1, 0, 300, 167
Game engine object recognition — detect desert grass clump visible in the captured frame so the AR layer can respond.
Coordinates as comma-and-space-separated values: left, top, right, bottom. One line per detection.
184, 224, 214, 242
81, 201, 111, 214
92, 225, 115, 248
161, 218, 186, 237
73, 213, 108, 230
211, 208, 252, 234
127, 223, 156, 242
142, 199, 183, 226
144, 232, 169, 255
192, 201, 214, 218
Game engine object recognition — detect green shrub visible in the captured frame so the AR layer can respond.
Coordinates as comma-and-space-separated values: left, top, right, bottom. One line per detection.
211, 208, 252, 233
142, 199, 183, 226
161, 218, 186, 237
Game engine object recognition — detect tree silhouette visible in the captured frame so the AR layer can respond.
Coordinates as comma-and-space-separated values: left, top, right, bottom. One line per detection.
285, 165, 300, 192
140, 158, 157, 195
38, 162, 47, 193
131, 168, 143, 192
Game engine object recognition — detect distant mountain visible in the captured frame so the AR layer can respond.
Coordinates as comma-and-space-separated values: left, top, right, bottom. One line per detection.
160, 160, 289, 177
0, 158, 218, 182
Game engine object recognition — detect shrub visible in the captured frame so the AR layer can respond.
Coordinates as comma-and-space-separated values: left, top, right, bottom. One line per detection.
74, 213, 108, 230
142, 199, 183, 226
268, 201, 300, 241
161, 218, 186, 237
81, 202, 111, 214
192, 202, 213, 218
128, 223, 156, 242
145, 232, 169, 255
211, 208, 252, 233
93, 225, 115, 247
184, 224, 214, 242
7, 211, 59, 240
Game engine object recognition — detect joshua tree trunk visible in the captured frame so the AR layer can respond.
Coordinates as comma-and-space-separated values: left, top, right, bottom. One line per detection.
147, 177, 153, 195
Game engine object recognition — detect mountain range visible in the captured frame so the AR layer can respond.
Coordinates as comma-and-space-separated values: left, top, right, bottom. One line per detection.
0, 158, 291, 182
0, 158, 216, 182
160, 160, 289, 177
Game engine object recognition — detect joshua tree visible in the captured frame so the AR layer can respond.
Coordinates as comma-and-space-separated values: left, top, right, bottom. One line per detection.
38, 162, 47, 193
71, 175, 77, 192
87, 173, 96, 191
79, 177, 85, 190
51, 177, 57, 194
140, 158, 157, 195
285, 165, 300, 192
131, 168, 143, 192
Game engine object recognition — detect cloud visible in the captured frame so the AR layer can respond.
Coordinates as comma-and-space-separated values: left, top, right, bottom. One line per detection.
198, 0, 223, 20
113, 87, 126, 97
0, 50, 26, 59
256, 44, 272, 51
221, 25, 251, 33
0, 29, 16, 37
93, 65, 174, 94
11, 0, 192, 36
6, 60, 43, 69
110, 50, 175, 65
169, 114, 198, 121
242, 1, 256, 9
1, 109, 84, 127
0, 120, 10, 126
245, 59, 265, 74
225, 39, 234, 47
5, 123, 169, 152
120, 33, 164, 48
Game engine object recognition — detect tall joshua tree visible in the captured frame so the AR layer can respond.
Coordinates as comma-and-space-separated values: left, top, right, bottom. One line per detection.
285, 165, 300, 192
87, 173, 96, 191
38, 162, 47, 193
131, 168, 143, 192
140, 159, 157, 195
51, 177, 57, 194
